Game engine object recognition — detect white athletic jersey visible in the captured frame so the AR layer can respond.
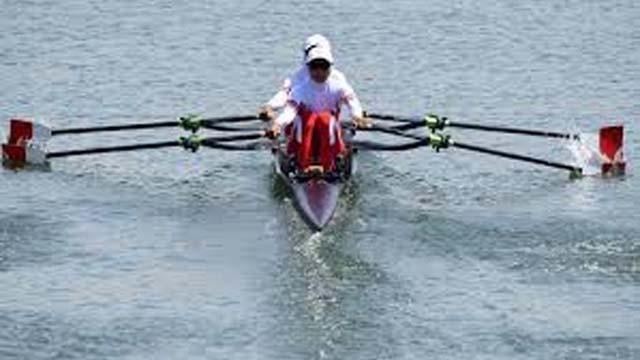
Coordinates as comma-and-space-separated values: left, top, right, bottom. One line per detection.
267, 67, 348, 110
275, 70, 363, 127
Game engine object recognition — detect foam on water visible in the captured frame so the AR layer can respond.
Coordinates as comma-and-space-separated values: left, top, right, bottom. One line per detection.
565, 132, 603, 176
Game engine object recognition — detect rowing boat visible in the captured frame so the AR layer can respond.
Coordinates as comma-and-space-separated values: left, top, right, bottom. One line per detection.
272, 138, 355, 231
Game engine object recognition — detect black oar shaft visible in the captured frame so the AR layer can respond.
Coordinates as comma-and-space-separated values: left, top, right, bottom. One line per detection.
391, 121, 579, 140
447, 122, 577, 139
366, 113, 415, 124
201, 132, 265, 144
452, 141, 580, 172
361, 125, 423, 139
390, 122, 424, 131
363, 124, 580, 173
46, 141, 180, 158
202, 115, 260, 123
49, 115, 261, 135
51, 121, 179, 135
46, 132, 267, 158
201, 123, 264, 132
370, 113, 580, 140
200, 141, 266, 151
352, 139, 430, 151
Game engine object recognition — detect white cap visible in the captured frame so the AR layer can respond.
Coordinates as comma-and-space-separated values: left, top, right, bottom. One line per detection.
305, 46, 334, 64
303, 34, 331, 54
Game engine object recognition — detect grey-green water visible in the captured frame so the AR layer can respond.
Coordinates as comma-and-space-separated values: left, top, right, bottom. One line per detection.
1, 1, 639, 359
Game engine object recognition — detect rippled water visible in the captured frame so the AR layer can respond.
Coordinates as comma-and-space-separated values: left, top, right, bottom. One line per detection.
1, 1, 639, 359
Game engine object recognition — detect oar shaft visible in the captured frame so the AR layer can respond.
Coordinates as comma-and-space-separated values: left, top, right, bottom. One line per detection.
46, 141, 180, 158
201, 123, 264, 132
391, 120, 580, 140
366, 113, 416, 124
51, 121, 179, 135
361, 125, 423, 140
352, 139, 430, 151
46, 132, 267, 158
364, 124, 581, 173
448, 122, 578, 139
372, 113, 581, 140
202, 115, 260, 123
452, 141, 580, 172
201, 132, 265, 144
200, 141, 267, 151
49, 115, 261, 135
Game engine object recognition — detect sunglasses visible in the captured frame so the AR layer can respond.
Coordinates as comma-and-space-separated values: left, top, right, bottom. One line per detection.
307, 60, 331, 71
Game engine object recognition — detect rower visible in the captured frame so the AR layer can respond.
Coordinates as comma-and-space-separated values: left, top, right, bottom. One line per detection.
267, 43, 369, 174
259, 34, 336, 121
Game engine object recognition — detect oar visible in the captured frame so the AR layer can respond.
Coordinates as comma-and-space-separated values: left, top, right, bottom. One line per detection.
362, 124, 582, 176
46, 140, 180, 158
50, 114, 262, 135
353, 139, 431, 151
353, 125, 445, 151
368, 113, 580, 140
46, 132, 267, 158
450, 141, 581, 174
200, 123, 265, 132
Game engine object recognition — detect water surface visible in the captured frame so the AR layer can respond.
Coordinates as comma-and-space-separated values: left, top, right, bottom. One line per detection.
1, 1, 639, 359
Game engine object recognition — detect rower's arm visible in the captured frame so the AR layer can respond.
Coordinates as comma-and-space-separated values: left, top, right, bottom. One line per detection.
342, 86, 363, 119
266, 78, 292, 110
274, 101, 297, 127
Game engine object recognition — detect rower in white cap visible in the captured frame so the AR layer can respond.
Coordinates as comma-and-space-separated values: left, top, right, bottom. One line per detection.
259, 34, 335, 121
266, 36, 369, 174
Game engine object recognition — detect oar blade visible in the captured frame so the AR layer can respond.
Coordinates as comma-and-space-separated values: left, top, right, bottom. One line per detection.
2, 119, 49, 166
600, 125, 625, 176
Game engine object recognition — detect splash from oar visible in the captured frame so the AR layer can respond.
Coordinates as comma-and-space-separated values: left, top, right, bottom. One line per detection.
565, 125, 625, 177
